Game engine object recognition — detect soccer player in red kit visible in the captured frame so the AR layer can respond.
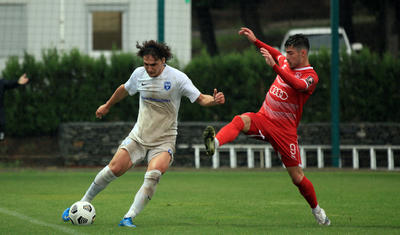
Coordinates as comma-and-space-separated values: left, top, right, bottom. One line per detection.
203, 27, 330, 226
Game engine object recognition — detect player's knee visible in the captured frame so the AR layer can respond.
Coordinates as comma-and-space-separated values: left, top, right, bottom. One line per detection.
108, 162, 124, 177
143, 170, 162, 198
291, 174, 304, 186
145, 169, 162, 183
287, 166, 304, 185
232, 115, 245, 130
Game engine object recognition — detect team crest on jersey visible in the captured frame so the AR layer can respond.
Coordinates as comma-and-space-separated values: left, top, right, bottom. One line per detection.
164, 81, 171, 90
306, 76, 314, 86
295, 72, 302, 78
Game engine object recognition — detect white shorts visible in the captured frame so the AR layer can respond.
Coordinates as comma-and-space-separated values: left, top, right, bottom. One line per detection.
119, 136, 175, 166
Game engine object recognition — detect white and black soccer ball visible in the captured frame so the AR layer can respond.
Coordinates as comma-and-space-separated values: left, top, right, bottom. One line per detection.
69, 201, 96, 225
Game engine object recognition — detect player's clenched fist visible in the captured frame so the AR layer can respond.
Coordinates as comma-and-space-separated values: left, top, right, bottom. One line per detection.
96, 104, 110, 119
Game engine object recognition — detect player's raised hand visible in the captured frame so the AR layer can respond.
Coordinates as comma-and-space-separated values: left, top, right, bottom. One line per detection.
260, 48, 276, 67
213, 88, 225, 105
238, 27, 257, 43
95, 104, 110, 119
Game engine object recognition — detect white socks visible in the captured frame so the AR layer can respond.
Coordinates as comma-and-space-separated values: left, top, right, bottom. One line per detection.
81, 165, 117, 202
124, 169, 162, 219
215, 138, 220, 148
312, 204, 321, 213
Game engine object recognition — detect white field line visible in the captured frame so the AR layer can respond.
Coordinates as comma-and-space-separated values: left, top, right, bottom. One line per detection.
0, 207, 85, 235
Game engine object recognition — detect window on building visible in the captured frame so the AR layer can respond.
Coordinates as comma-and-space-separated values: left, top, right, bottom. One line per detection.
92, 11, 122, 50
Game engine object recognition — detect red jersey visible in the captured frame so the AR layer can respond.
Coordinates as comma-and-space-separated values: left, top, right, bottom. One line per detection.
254, 40, 319, 131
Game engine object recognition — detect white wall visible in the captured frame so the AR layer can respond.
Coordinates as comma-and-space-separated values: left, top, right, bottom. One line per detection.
0, 0, 191, 73
165, 0, 191, 66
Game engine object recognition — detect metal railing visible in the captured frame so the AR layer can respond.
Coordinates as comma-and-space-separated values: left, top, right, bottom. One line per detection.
178, 144, 400, 170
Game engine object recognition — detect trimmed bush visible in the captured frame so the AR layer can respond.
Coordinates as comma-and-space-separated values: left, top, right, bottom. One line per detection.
1, 47, 399, 136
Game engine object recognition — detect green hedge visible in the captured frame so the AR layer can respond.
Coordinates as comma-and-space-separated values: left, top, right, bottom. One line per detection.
2, 48, 399, 136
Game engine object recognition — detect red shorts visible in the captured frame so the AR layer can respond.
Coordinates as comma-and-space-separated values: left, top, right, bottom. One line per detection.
243, 112, 302, 167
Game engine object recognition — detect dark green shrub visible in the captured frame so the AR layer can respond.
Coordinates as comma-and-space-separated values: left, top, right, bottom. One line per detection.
1, 47, 399, 136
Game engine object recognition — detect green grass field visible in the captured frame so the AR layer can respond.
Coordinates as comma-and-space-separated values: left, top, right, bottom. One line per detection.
0, 168, 399, 234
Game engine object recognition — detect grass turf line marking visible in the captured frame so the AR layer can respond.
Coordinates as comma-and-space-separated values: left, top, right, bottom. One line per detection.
0, 207, 85, 235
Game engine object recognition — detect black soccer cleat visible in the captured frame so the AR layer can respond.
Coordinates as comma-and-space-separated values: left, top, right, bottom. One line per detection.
203, 126, 216, 156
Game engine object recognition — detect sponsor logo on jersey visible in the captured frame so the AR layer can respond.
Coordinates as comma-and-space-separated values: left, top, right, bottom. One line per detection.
269, 85, 288, 100
164, 81, 171, 90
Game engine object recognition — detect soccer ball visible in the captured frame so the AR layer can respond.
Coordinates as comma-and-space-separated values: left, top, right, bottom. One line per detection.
69, 201, 96, 225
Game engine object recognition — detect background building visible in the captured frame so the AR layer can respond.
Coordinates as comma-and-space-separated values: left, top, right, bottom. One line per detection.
0, 0, 191, 71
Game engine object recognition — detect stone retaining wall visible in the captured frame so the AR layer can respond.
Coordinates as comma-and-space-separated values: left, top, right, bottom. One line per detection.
58, 122, 400, 166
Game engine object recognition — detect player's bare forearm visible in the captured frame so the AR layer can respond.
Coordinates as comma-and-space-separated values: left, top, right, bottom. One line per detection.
106, 85, 128, 107
260, 48, 276, 67
96, 84, 128, 118
238, 27, 257, 43
196, 88, 225, 107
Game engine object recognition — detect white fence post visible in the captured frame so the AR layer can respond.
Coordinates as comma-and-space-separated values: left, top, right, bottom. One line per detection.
264, 147, 271, 168
352, 147, 359, 169
195, 146, 200, 169
317, 147, 324, 168
247, 148, 254, 168
370, 148, 376, 170
300, 147, 306, 168
229, 147, 237, 168
388, 147, 394, 170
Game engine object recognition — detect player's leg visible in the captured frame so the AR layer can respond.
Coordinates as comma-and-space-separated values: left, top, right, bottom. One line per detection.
286, 166, 330, 226
120, 151, 171, 227
62, 148, 132, 222
203, 114, 251, 156
81, 148, 132, 202
270, 130, 330, 226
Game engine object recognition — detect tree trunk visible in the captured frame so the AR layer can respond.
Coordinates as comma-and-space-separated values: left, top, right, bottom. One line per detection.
193, 1, 219, 56
384, 0, 399, 57
239, 0, 266, 42
339, 0, 354, 42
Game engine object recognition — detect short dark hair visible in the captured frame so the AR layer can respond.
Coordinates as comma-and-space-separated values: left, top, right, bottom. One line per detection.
284, 34, 310, 51
136, 40, 172, 61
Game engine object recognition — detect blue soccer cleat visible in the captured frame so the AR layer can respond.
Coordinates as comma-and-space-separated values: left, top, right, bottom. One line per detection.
62, 208, 70, 222
118, 217, 136, 227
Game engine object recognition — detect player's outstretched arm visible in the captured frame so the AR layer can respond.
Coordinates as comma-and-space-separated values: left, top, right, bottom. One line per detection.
196, 88, 225, 107
239, 27, 282, 61
3, 73, 28, 89
96, 84, 128, 119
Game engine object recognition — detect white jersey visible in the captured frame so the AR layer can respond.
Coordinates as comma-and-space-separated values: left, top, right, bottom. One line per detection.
124, 64, 201, 146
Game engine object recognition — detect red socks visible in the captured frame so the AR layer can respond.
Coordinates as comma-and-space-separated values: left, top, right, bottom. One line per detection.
295, 176, 318, 209
215, 115, 244, 146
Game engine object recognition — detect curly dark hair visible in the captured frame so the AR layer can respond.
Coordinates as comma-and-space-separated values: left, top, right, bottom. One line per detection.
136, 40, 173, 61
284, 34, 310, 51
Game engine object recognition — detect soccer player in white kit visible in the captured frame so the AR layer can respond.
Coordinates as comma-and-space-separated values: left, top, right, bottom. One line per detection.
62, 40, 225, 227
